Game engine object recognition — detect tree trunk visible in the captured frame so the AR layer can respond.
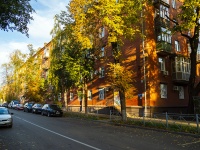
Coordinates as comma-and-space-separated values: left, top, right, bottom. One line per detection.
188, 38, 198, 114
84, 78, 88, 114
119, 90, 127, 121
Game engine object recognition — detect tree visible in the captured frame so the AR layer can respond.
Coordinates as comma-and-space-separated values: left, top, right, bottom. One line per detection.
107, 63, 134, 121
69, 0, 143, 120
169, 0, 200, 113
0, 0, 35, 36
49, 13, 95, 113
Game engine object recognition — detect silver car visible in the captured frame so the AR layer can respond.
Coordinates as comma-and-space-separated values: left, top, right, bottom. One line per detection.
0, 107, 13, 128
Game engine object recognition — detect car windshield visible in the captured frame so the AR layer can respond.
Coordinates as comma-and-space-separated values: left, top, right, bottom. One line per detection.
0, 108, 9, 114
50, 105, 59, 109
28, 103, 34, 106
14, 101, 19, 104
37, 104, 42, 107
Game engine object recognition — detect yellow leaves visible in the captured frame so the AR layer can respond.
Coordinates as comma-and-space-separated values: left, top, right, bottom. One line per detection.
69, 0, 143, 49
107, 63, 133, 92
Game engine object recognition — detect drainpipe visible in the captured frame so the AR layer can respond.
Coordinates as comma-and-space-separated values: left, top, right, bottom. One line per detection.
141, 2, 147, 117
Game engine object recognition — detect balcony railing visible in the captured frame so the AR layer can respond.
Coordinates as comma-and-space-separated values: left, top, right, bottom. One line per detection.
156, 41, 172, 55
172, 72, 190, 82
154, 17, 170, 29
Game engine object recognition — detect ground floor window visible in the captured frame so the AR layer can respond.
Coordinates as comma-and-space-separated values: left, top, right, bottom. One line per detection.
179, 86, 184, 99
160, 83, 167, 98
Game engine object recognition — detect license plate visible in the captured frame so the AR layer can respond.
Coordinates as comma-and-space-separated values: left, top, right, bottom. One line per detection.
56, 111, 60, 114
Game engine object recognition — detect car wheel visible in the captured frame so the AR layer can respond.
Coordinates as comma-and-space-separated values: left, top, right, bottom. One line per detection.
41, 111, 44, 116
8, 124, 12, 128
47, 112, 51, 117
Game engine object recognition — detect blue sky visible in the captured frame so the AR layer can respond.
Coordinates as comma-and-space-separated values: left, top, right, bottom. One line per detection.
0, 0, 70, 67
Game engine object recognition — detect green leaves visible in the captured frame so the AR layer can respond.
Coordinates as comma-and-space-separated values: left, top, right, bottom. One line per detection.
0, 0, 35, 36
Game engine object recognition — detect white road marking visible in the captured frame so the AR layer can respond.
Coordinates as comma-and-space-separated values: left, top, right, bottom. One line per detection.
179, 140, 200, 146
15, 116, 101, 150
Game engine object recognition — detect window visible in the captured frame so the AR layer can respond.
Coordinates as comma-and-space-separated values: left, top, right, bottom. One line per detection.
99, 88, 105, 100
172, 0, 176, 9
70, 92, 74, 101
99, 27, 105, 38
158, 57, 165, 71
160, 84, 167, 98
88, 90, 92, 100
179, 86, 184, 99
100, 47, 105, 57
174, 57, 190, 73
157, 27, 171, 43
99, 67, 105, 78
160, 5, 169, 20
175, 40, 180, 52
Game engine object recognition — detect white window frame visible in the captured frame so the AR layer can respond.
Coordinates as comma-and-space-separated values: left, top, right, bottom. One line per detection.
158, 57, 165, 71
100, 47, 105, 57
160, 5, 169, 20
158, 27, 171, 43
99, 27, 105, 38
99, 88, 105, 100
175, 57, 190, 73
179, 86, 184, 99
88, 90, 92, 100
175, 40, 180, 52
70, 92, 74, 101
99, 67, 105, 78
172, 0, 176, 9
160, 84, 167, 98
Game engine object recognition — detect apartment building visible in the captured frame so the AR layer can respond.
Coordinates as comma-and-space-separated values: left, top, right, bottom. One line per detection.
31, 0, 200, 116
65, 0, 198, 116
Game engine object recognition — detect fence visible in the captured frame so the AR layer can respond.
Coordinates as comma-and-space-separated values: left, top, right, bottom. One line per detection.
109, 110, 200, 134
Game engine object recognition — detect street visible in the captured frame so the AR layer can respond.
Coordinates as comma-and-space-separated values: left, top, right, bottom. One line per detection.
0, 109, 200, 150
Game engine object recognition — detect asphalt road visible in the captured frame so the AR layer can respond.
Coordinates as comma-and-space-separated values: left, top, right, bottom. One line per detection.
0, 109, 200, 150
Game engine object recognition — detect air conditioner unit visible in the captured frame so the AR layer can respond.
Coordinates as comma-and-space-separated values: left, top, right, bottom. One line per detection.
162, 71, 168, 76
173, 86, 179, 91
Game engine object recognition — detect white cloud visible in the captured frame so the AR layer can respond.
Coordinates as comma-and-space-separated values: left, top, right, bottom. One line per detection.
0, 0, 70, 68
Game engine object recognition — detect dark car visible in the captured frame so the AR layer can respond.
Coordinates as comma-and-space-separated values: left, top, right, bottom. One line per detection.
0, 107, 13, 128
23, 102, 35, 112
41, 104, 63, 117
2, 103, 8, 108
32, 103, 43, 114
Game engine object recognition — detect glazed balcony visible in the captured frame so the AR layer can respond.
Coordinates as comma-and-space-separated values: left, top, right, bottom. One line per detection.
154, 17, 170, 29
172, 72, 190, 83
156, 41, 172, 56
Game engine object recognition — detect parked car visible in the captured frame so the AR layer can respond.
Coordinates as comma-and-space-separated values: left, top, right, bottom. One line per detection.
32, 103, 43, 114
2, 102, 8, 108
23, 102, 35, 112
15, 104, 24, 110
41, 104, 63, 117
0, 107, 13, 128
10, 100, 20, 109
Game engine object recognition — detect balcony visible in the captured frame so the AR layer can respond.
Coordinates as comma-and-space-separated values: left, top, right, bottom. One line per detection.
154, 17, 170, 29
153, 0, 170, 8
156, 41, 172, 55
172, 72, 190, 83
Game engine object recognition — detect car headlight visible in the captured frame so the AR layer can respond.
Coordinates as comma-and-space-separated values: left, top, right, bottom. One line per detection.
8, 118, 12, 122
